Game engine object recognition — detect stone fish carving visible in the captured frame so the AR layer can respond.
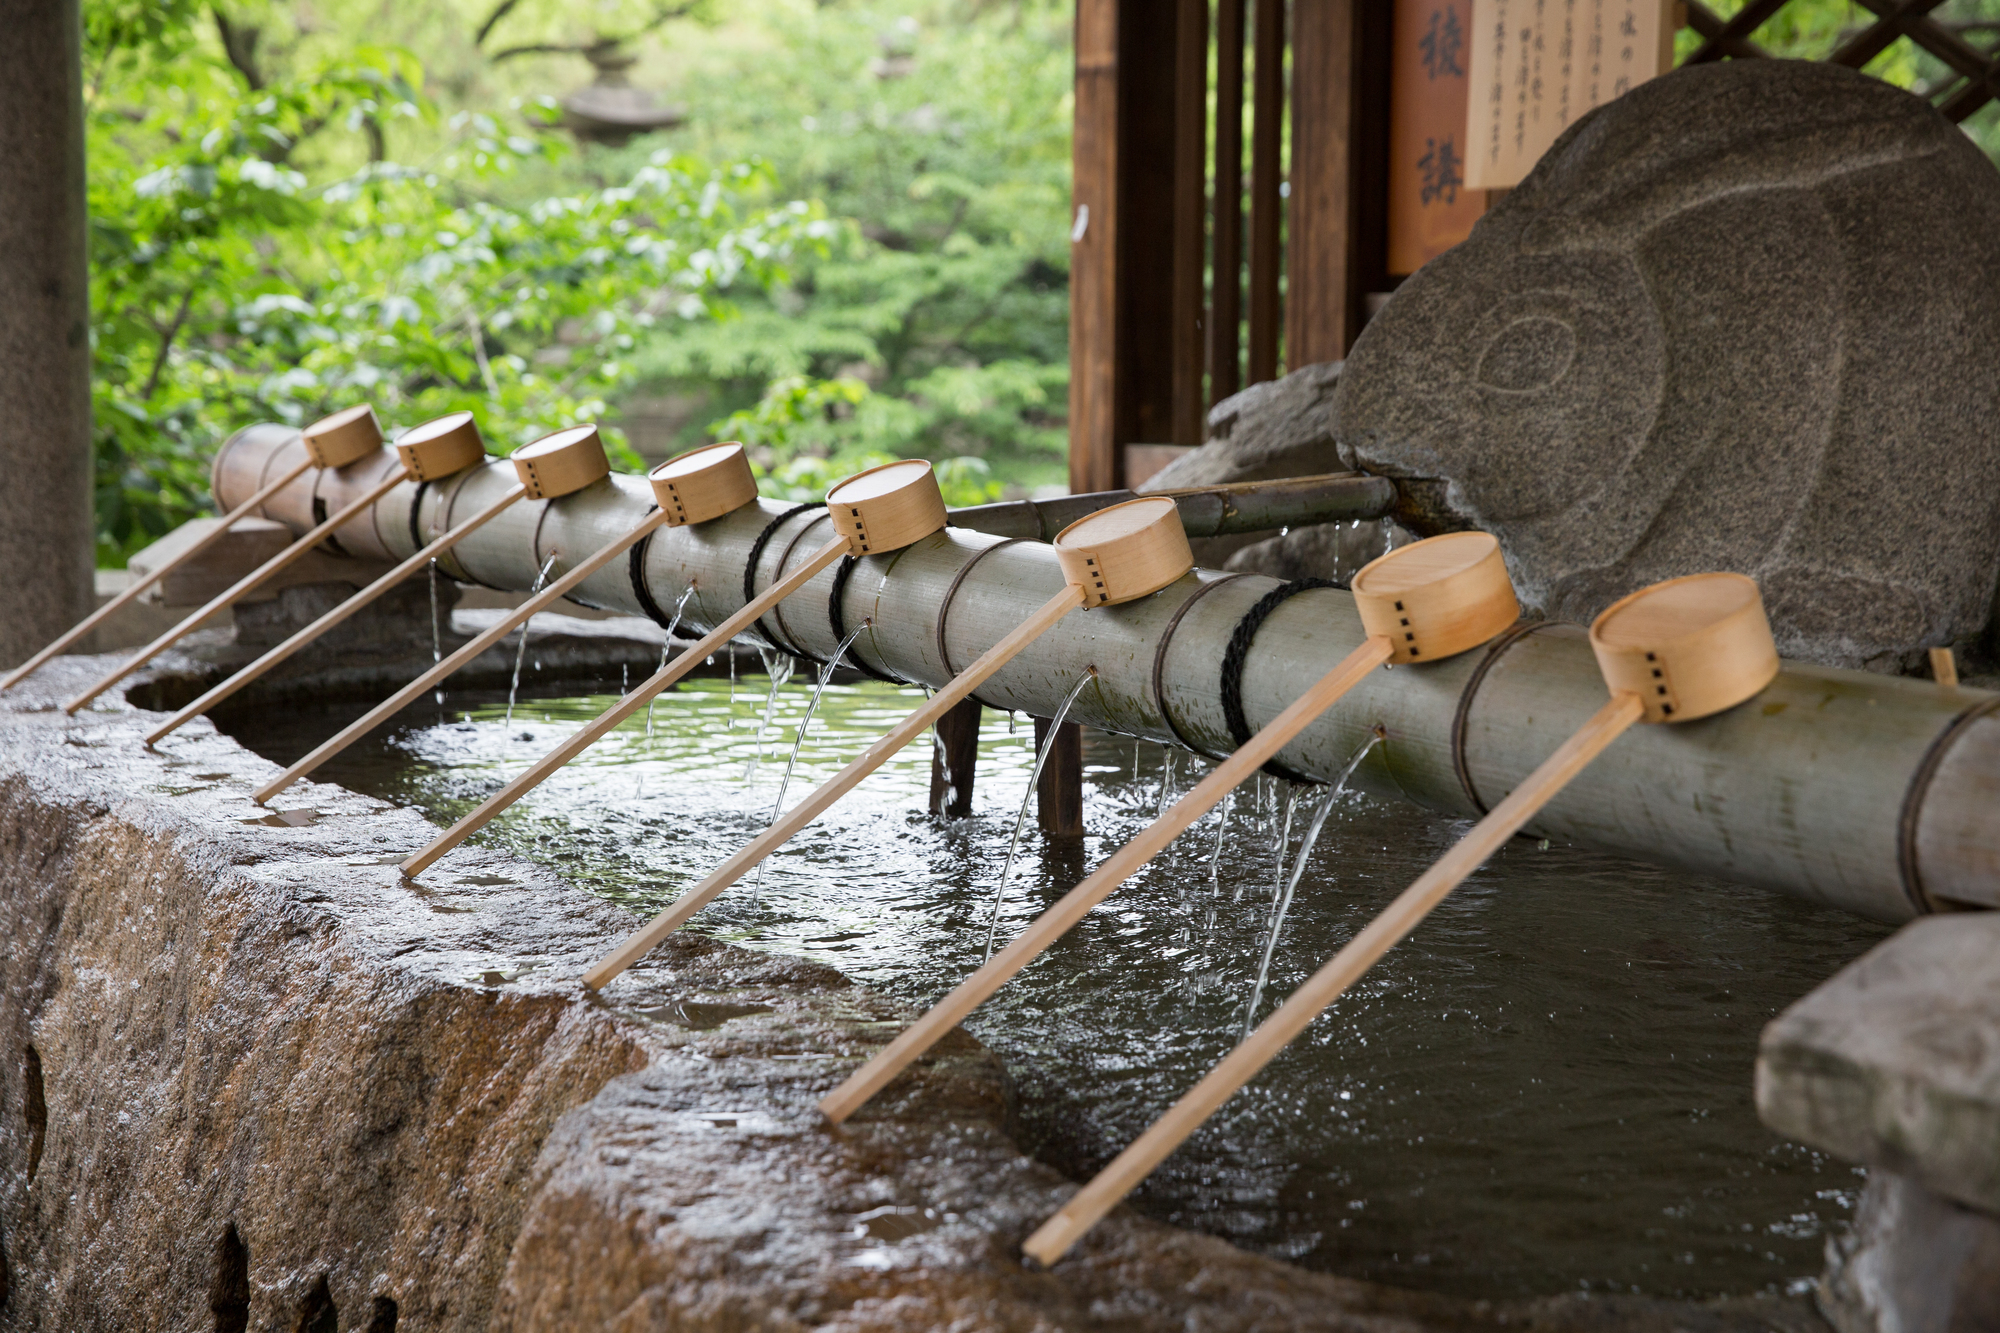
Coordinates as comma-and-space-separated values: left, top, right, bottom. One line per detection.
1333, 60, 2000, 672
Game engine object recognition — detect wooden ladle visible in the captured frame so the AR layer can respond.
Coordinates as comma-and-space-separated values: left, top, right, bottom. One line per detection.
143, 411, 542, 744
393, 447, 942, 878
577, 492, 1198, 991
4, 406, 387, 693
249, 426, 672, 805
817, 529, 1522, 1126
1020, 570, 1781, 1266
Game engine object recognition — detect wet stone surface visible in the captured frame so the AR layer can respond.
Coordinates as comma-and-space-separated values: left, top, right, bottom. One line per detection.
0, 650, 1839, 1330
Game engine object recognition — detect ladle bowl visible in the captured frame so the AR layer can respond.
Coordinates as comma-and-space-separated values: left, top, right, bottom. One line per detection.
301, 404, 385, 470
512, 424, 613, 500
1053, 496, 1194, 607
651, 441, 759, 527
1590, 571, 1779, 722
1351, 530, 1520, 663
826, 459, 949, 554
393, 411, 487, 482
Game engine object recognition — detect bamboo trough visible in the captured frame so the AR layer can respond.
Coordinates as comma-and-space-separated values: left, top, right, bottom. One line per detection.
174, 426, 1998, 927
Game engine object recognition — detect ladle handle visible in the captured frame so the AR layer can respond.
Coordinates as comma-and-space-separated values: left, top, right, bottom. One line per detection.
582, 582, 1090, 991
1021, 689, 1646, 1267
64, 468, 410, 714
2, 456, 316, 692
252, 508, 675, 805
398, 534, 853, 878
145, 486, 529, 746
818, 633, 1396, 1126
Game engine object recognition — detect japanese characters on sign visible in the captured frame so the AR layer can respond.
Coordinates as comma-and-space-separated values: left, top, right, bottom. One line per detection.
1464, 0, 1673, 189
1388, 0, 1487, 274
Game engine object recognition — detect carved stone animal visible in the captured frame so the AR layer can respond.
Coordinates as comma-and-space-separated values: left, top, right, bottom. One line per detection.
1334, 60, 2000, 671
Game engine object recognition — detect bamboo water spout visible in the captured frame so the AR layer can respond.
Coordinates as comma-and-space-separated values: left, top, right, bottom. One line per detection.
1020, 572, 1784, 1266
200, 423, 2000, 925
577, 493, 1198, 990
818, 531, 1521, 1126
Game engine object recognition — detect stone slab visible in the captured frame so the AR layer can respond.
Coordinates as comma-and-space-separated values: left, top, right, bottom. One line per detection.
1757, 914, 2000, 1216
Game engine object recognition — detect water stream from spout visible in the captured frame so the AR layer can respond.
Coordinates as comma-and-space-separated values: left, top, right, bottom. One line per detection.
644, 585, 697, 740
427, 560, 445, 707
983, 670, 1096, 962
742, 648, 796, 782
1238, 728, 1386, 1039
503, 552, 560, 731
751, 623, 868, 903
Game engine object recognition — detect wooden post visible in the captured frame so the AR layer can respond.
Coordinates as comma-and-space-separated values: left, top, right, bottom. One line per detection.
1287, 0, 1395, 366
930, 697, 982, 818
1247, 0, 1286, 384
1210, 0, 1247, 408
1170, 0, 1210, 449
1069, 0, 1180, 495
1034, 718, 1084, 838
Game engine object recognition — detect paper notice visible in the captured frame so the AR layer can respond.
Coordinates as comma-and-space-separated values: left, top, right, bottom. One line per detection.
1466, 0, 1673, 189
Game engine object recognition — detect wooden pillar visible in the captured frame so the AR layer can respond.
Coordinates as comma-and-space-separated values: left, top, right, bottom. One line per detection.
1069, 0, 1185, 494
1210, 0, 1247, 408
0, 0, 93, 667
1034, 718, 1084, 839
1246, 0, 1287, 384
1170, 0, 1210, 449
1287, 0, 1395, 367
929, 697, 982, 818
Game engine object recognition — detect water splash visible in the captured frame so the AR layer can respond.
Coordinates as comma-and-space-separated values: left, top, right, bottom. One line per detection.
983, 669, 1095, 961
921, 686, 955, 815
503, 552, 560, 730
644, 585, 697, 739
1239, 728, 1386, 1039
742, 648, 796, 782
728, 644, 737, 709
1235, 778, 1300, 905
752, 623, 868, 903
1155, 746, 1177, 820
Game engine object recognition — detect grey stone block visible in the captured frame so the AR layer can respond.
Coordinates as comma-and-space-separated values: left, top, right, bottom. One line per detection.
1334, 60, 2000, 674
1818, 1171, 2000, 1333
1757, 914, 2000, 1217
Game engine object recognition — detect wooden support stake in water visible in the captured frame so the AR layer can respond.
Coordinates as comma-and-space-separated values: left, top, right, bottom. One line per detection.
817, 530, 1522, 1127
394, 441, 833, 878
2, 410, 389, 692
1019, 570, 1782, 1266
61, 408, 416, 715
250, 428, 653, 807
144, 412, 533, 745
580, 493, 1199, 991
930, 696, 983, 817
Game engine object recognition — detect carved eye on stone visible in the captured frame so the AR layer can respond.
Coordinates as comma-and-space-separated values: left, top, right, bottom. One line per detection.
1475, 316, 1578, 393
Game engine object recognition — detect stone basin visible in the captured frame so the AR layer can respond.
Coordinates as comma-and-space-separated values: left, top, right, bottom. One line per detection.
0, 646, 1831, 1332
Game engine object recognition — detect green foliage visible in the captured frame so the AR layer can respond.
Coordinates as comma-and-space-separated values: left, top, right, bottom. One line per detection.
607, 1, 1074, 496
83, 2, 827, 564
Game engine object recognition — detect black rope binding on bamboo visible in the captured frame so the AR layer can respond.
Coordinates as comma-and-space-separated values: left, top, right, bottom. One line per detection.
626, 504, 681, 630
828, 555, 905, 683
739, 502, 819, 660
1896, 692, 2000, 916
1448, 619, 1548, 816
1219, 578, 1342, 783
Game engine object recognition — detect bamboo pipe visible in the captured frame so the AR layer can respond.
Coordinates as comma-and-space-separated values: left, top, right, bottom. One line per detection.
4, 406, 379, 694
144, 413, 527, 745
1020, 572, 1783, 1266
576, 492, 1201, 989
195, 422, 2000, 924
251, 428, 646, 807
394, 441, 832, 877
62, 411, 416, 715
817, 531, 1521, 1124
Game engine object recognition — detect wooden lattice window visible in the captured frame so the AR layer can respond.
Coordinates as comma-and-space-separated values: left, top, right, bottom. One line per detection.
1682, 0, 2000, 141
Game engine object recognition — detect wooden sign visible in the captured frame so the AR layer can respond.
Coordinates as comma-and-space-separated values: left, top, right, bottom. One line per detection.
1464, 0, 1676, 190
1387, 0, 1487, 275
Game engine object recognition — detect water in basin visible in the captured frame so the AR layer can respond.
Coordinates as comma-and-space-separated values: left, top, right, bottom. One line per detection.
228, 670, 1888, 1301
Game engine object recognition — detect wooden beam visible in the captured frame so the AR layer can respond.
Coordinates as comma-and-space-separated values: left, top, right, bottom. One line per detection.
1246, 0, 1285, 383
1035, 717, 1085, 838
1209, 0, 1246, 409
1287, 0, 1392, 367
1069, 0, 1120, 494
1171, 0, 1211, 448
